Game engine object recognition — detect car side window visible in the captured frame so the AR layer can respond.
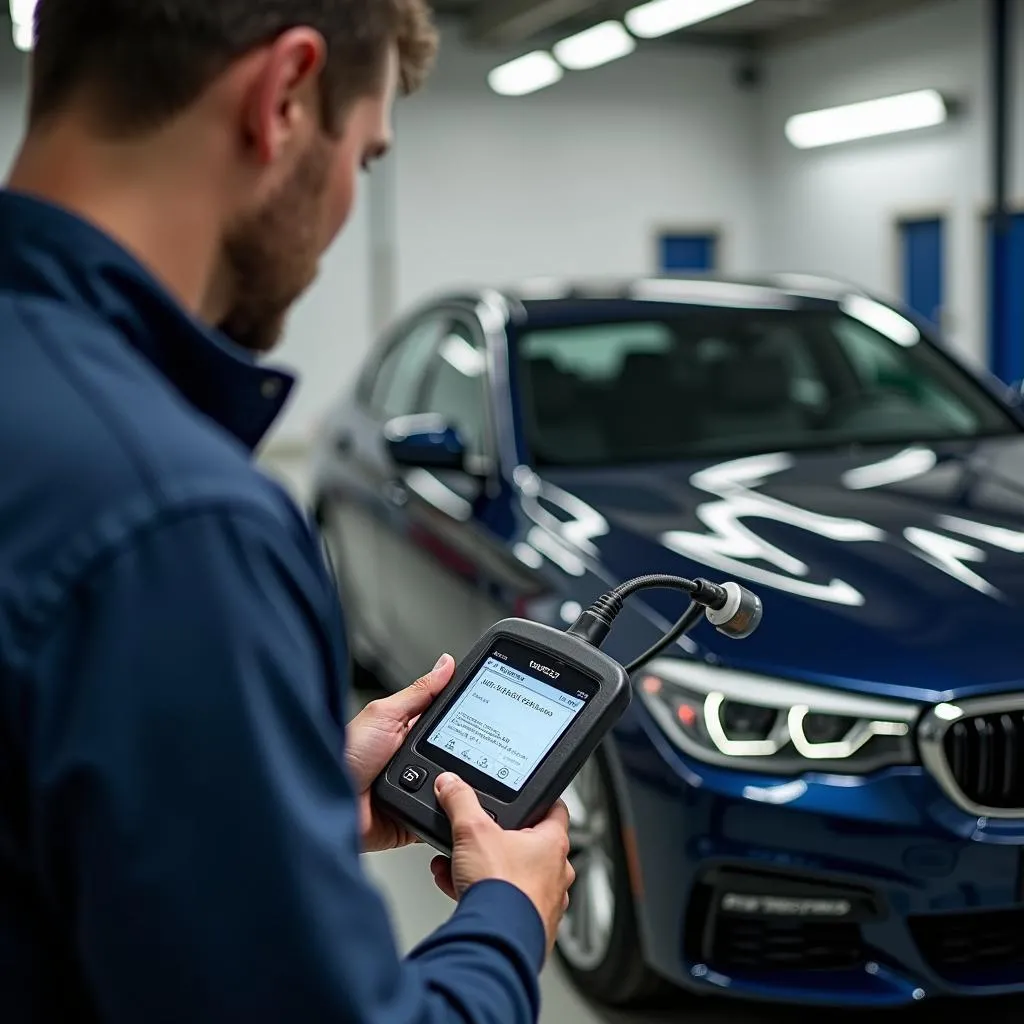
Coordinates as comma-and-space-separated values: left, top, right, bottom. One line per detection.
417, 321, 491, 458
366, 316, 449, 420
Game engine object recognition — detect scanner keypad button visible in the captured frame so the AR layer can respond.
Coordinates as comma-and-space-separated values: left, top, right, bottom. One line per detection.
399, 765, 428, 792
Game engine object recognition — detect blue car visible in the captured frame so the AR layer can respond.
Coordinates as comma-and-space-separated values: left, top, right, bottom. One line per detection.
310, 276, 1024, 1009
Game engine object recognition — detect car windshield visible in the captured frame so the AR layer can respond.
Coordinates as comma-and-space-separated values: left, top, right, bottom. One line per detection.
515, 306, 1018, 467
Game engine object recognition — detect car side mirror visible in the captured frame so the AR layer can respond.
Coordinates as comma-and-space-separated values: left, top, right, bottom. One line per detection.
384, 415, 467, 472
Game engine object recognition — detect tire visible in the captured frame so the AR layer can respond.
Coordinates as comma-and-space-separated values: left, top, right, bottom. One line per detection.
555, 748, 669, 1007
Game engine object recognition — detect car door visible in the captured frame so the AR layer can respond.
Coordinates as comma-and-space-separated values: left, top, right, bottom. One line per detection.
321, 313, 449, 660
378, 314, 516, 682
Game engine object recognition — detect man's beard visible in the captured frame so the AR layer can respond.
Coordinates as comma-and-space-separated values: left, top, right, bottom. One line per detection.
219, 141, 331, 354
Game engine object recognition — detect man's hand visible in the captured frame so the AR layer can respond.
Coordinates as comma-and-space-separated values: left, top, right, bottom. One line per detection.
346, 654, 454, 852
429, 774, 575, 957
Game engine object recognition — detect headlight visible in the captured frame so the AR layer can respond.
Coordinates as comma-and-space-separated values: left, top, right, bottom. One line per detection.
636, 659, 920, 774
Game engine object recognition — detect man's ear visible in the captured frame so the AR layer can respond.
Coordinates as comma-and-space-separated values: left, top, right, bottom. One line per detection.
241, 27, 327, 165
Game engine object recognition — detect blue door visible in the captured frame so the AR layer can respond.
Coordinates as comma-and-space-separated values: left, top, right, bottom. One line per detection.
988, 212, 1024, 384
899, 218, 944, 327
659, 233, 717, 273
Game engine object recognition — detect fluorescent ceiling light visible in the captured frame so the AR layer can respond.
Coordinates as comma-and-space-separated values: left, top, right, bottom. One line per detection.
785, 90, 948, 149
12, 20, 33, 51
10, 0, 35, 51
488, 51, 563, 96
625, 0, 755, 39
10, 0, 35, 23
553, 21, 635, 71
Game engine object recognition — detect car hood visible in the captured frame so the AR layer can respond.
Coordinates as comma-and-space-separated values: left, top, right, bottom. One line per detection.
534, 437, 1024, 701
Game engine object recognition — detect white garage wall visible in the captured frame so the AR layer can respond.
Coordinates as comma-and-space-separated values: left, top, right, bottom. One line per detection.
0, 49, 26, 184
269, 197, 372, 445
756, 0, 1005, 366
392, 31, 760, 308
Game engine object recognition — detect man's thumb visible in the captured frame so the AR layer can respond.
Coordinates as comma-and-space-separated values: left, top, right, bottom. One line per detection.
384, 654, 455, 721
435, 773, 486, 825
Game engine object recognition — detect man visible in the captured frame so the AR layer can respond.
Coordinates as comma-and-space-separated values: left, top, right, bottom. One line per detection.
0, 2, 574, 1022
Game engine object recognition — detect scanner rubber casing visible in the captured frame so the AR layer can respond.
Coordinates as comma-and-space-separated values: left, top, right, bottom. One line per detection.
371, 618, 631, 856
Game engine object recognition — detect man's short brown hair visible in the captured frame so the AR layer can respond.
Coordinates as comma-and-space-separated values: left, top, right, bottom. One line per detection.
29, 0, 438, 135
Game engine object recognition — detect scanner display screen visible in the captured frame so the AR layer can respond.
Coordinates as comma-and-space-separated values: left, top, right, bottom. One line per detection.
424, 639, 596, 795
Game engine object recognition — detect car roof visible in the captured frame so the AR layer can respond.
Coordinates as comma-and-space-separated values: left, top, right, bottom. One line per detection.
512, 273, 857, 303
416, 274, 878, 327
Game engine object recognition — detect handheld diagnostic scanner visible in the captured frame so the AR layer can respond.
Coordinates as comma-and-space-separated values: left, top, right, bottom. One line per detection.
372, 574, 762, 854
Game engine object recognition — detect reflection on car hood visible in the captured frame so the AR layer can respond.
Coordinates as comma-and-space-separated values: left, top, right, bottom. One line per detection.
535, 438, 1024, 701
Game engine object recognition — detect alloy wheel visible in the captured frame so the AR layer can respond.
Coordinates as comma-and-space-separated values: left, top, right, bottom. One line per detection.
557, 756, 616, 971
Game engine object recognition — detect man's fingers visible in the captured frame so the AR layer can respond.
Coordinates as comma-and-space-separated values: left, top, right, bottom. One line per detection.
434, 772, 489, 827
433, 874, 457, 902
374, 654, 454, 723
430, 855, 457, 901
533, 798, 571, 836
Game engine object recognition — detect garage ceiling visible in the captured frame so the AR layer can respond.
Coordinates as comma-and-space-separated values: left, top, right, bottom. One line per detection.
432, 0, 942, 48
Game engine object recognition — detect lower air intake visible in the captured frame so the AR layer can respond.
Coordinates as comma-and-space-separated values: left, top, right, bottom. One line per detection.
910, 907, 1024, 979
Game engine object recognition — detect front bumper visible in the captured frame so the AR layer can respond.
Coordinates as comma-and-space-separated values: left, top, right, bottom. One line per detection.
613, 708, 1024, 1006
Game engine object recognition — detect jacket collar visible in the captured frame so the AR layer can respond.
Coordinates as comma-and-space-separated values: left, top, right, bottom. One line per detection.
0, 190, 294, 450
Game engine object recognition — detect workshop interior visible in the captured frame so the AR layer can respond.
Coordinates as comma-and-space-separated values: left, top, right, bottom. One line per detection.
6, 0, 1024, 1019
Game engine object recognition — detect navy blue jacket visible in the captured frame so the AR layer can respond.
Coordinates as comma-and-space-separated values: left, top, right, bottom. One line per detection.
0, 192, 545, 1023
